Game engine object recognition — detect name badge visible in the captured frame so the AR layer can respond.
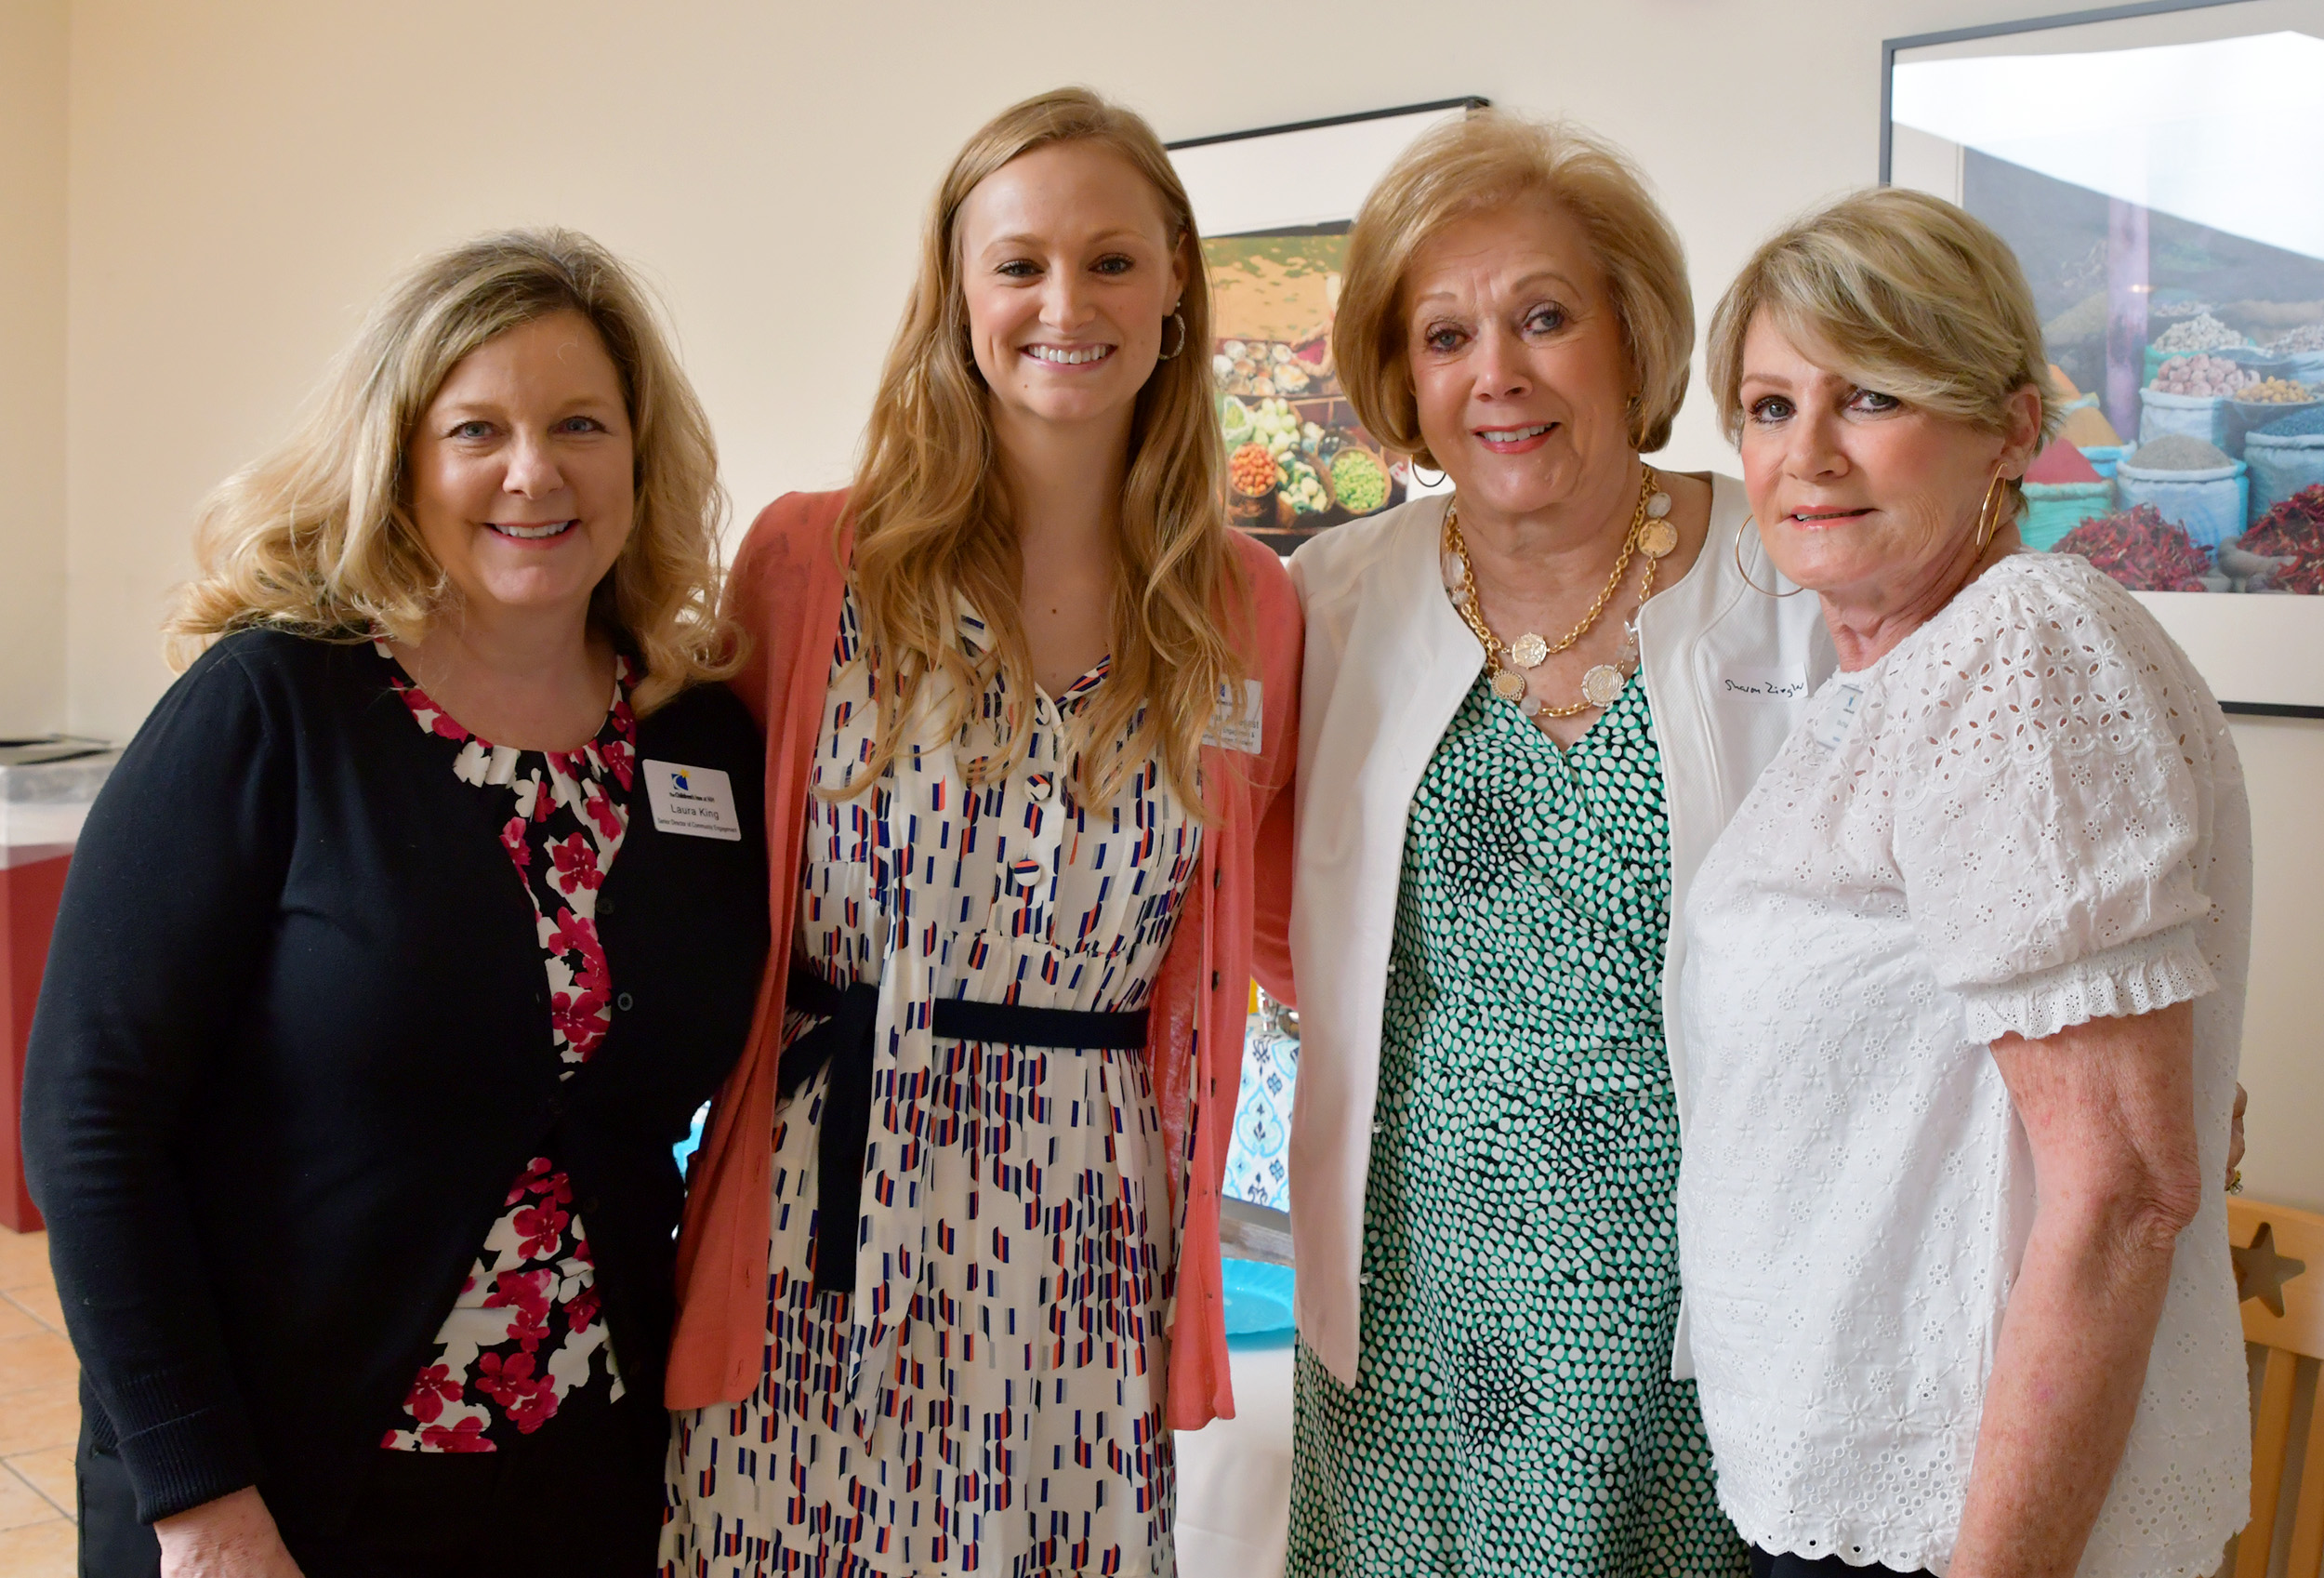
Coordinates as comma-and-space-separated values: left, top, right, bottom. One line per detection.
642, 760, 743, 841
1808, 681, 1866, 752
1201, 679, 1264, 755
1720, 666, 1808, 703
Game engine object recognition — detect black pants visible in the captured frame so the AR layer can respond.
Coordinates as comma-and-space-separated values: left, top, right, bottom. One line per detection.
1752, 1545, 1937, 1578
77, 1395, 667, 1578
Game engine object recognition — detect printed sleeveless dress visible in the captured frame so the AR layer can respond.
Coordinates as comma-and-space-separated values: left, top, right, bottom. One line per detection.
1287, 675, 1744, 1577
663, 591, 1198, 1577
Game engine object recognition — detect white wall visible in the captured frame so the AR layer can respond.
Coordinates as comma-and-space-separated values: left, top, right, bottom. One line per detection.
46, 0, 2324, 1205
0, 0, 68, 736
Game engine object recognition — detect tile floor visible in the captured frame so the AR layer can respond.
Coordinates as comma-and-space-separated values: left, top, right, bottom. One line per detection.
0, 1227, 74, 1578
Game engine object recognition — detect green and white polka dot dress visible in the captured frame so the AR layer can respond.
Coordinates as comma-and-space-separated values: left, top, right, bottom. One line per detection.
1288, 674, 1744, 1578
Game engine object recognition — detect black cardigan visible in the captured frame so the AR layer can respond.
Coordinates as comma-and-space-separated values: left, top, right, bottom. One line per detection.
21, 630, 770, 1529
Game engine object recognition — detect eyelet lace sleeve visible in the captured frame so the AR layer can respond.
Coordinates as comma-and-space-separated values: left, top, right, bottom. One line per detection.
1887, 559, 2226, 1044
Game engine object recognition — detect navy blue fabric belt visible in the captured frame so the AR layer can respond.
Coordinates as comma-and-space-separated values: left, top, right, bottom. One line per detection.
778, 961, 1150, 1294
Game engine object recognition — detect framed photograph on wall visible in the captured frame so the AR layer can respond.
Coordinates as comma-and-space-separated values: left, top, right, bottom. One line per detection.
1885, 0, 2324, 716
1169, 99, 1483, 556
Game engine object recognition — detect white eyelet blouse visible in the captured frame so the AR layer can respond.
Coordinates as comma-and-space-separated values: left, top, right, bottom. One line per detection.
1675, 552, 2251, 1577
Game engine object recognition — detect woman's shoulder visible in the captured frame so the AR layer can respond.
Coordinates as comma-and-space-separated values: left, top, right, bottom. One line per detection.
635, 676, 761, 765
1878, 551, 2225, 775
1921, 550, 2192, 678
731, 489, 851, 584
740, 487, 849, 545
1288, 493, 1446, 608
163, 626, 383, 718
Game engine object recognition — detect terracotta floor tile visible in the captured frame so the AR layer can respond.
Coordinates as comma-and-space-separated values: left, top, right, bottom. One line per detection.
0, 1515, 74, 1577
0, 1335, 73, 1400
0, 1235, 47, 1296
0, 1289, 60, 1337
1, 1453, 71, 1523
0, 1382, 77, 1458
0, 1474, 53, 1535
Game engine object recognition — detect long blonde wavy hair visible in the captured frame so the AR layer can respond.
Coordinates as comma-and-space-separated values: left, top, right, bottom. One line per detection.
168, 228, 734, 713
841, 86, 1244, 813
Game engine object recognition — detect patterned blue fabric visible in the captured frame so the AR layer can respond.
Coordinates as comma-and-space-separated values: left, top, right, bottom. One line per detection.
1224, 998, 1300, 1213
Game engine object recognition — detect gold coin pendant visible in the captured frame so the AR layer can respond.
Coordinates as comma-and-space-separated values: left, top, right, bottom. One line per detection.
1580, 664, 1627, 708
1637, 519, 1678, 559
1491, 669, 1528, 702
1508, 631, 1549, 670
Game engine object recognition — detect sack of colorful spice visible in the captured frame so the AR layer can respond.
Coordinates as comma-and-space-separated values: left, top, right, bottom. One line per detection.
2052, 505, 2214, 592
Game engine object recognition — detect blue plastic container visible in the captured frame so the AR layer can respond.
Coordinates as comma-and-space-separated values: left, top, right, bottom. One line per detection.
1221, 1258, 1297, 1342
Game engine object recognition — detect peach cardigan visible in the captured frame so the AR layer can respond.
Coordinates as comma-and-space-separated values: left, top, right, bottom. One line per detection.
665, 490, 1301, 1430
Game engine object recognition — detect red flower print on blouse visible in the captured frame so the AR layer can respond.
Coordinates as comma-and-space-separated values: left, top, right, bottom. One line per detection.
546, 909, 604, 974
506, 1156, 568, 1209
601, 730, 636, 791
403, 1364, 463, 1425
476, 1351, 561, 1433
582, 782, 624, 843
552, 988, 609, 1058
421, 1416, 495, 1453
511, 1197, 571, 1261
379, 644, 632, 1454
548, 832, 603, 892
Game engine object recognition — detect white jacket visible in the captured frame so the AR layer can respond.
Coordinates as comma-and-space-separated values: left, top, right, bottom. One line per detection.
1284, 474, 1835, 1385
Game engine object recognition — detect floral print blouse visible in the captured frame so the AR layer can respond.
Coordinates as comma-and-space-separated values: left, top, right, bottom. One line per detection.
376, 644, 635, 1453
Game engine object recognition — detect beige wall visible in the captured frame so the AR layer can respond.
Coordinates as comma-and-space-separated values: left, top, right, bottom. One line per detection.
40, 0, 2324, 1203
0, 0, 68, 736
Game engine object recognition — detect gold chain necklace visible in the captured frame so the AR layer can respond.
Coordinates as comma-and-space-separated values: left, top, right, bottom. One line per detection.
1441, 466, 1677, 719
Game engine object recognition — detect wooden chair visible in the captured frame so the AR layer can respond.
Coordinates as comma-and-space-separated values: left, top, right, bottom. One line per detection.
2232, 1197, 2324, 1578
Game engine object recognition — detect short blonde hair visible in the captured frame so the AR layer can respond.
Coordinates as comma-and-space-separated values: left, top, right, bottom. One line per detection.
1707, 188, 2058, 454
1333, 110, 1694, 464
169, 228, 734, 712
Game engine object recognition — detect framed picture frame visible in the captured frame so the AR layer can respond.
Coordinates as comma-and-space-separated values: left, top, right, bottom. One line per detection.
1885, 0, 2324, 716
1169, 99, 1484, 555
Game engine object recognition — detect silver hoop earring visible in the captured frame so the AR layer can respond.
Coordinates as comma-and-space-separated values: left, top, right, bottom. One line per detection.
1158, 311, 1188, 361
1409, 459, 1446, 487
1734, 518, 1805, 598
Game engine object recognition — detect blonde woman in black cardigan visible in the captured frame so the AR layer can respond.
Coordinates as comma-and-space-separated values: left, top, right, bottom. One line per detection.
24, 231, 768, 1577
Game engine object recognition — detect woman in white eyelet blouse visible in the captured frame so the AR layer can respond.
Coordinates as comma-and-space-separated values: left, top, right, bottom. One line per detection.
1675, 189, 2251, 1578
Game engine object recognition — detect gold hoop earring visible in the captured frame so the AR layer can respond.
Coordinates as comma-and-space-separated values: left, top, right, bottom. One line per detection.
1158, 311, 1187, 361
1974, 470, 2010, 551
1734, 518, 1805, 598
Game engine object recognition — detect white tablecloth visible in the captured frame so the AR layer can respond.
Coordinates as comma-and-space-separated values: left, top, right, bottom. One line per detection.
1174, 1339, 1295, 1578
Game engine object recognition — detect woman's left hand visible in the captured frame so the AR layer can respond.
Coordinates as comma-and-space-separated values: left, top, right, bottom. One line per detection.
2228, 1081, 2248, 1188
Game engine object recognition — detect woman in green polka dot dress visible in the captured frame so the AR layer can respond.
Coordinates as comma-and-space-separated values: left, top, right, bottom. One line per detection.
1278, 111, 1831, 1575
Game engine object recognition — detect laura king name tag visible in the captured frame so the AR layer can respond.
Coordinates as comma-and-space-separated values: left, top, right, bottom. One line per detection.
642, 760, 742, 841
1201, 679, 1263, 754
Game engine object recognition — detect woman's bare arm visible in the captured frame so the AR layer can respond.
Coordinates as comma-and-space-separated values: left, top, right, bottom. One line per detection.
1948, 1000, 2203, 1578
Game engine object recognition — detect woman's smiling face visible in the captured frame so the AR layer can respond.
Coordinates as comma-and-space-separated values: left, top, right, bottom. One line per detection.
405, 310, 635, 629
957, 139, 1187, 435
1736, 309, 2035, 608
1403, 197, 1637, 520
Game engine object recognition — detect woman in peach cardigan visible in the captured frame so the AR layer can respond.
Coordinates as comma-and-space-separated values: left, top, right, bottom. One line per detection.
659, 87, 1299, 1577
